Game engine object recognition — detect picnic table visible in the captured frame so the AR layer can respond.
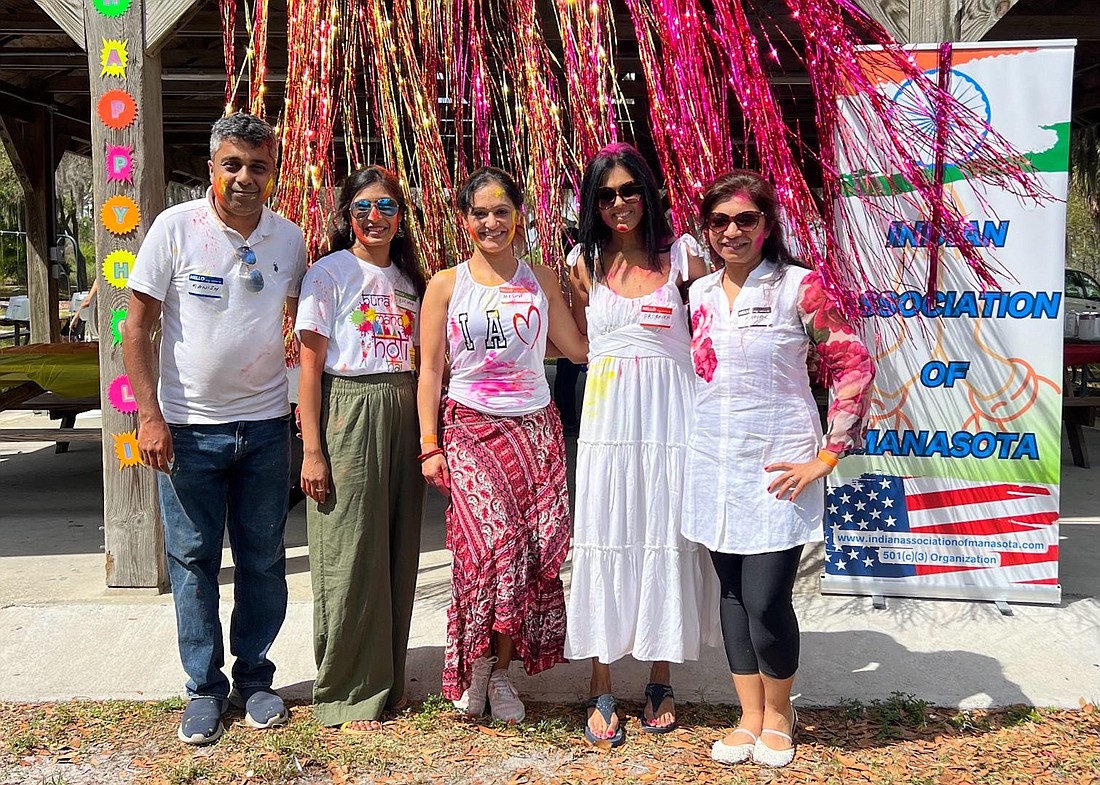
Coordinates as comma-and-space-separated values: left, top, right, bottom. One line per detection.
0, 342, 101, 452
1063, 340, 1100, 468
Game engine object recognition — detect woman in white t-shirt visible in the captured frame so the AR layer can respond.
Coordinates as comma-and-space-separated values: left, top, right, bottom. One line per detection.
294, 165, 427, 732
416, 166, 588, 724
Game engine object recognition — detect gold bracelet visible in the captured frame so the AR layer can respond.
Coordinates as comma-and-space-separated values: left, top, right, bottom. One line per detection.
817, 449, 839, 468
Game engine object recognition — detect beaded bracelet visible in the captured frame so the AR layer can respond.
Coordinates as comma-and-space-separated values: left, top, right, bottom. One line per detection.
418, 448, 444, 463
816, 449, 839, 468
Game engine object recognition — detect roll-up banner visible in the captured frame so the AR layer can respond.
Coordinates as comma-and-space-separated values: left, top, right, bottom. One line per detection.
824, 41, 1075, 605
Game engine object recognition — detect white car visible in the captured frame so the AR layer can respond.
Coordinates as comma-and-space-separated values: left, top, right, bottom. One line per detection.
1064, 268, 1100, 338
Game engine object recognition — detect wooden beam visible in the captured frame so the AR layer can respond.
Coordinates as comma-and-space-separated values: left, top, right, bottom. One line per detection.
145, 0, 204, 54
85, 0, 168, 591
962, 0, 1021, 42
851, 0, 909, 42
910, 0, 958, 43
0, 108, 61, 343
32, 0, 85, 49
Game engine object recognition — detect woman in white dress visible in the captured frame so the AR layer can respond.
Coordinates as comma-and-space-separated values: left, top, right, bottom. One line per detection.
684, 170, 874, 767
565, 143, 719, 746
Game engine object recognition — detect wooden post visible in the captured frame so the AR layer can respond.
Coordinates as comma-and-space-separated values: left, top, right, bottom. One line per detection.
84, 0, 168, 590
0, 107, 61, 344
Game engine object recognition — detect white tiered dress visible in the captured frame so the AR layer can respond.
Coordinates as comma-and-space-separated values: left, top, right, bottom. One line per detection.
564, 237, 721, 664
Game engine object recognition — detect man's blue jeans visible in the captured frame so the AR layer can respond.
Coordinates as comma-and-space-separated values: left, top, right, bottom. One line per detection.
158, 415, 292, 700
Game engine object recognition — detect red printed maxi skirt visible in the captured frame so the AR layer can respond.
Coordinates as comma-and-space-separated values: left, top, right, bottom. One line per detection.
440, 398, 571, 700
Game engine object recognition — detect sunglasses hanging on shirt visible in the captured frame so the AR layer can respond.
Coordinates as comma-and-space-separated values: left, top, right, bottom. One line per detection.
237, 245, 264, 292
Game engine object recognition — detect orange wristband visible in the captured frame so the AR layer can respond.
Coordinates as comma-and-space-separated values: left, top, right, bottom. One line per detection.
420, 434, 438, 444
817, 450, 839, 468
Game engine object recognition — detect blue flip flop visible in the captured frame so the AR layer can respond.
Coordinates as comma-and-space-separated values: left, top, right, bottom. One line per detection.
584, 694, 626, 747
640, 682, 677, 734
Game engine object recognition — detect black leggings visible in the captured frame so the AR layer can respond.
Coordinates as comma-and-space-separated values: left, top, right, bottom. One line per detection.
709, 545, 803, 680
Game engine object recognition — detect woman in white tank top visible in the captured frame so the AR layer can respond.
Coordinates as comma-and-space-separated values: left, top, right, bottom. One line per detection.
416, 167, 588, 724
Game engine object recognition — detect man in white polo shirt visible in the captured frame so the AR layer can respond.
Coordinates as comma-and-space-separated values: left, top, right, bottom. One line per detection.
123, 113, 307, 745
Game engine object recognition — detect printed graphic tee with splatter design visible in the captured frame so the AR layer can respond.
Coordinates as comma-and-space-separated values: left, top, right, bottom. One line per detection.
294, 249, 420, 375
445, 259, 551, 416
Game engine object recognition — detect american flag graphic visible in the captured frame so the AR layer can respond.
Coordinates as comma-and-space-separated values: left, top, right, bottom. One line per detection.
823, 474, 1059, 587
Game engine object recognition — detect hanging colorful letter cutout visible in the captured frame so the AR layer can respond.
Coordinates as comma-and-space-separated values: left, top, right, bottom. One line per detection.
102, 249, 135, 289
92, 0, 132, 18
97, 89, 137, 130
101, 195, 141, 235
108, 374, 139, 414
105, 144, 134, 184
100, 39, 128, 78
113, 431, 142, 468
110, 308, 127, 346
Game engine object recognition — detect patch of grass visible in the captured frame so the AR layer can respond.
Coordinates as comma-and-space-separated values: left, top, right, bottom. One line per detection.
152, 696, 188, 713
38, 776, 69, 785
865, 692, 928, 739
837, 697, 865, 723
525, 714, 575, 745
163, 759, 216, 785
409, 693, 453, 732
946, 709, 993, 733
999, 704, 1043, 727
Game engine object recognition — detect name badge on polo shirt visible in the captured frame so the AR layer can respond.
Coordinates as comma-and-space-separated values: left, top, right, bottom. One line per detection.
736, 305, 772, 328
187, 274, 225, 299
640, 304, 674, 329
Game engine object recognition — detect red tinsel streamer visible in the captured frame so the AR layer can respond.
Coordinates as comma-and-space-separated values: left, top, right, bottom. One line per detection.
787, 0, 1051, 302
219, 0, 237, 112
505, 0, 567, 273
623, 0, 733, 232
552, 0, 620, 168
249, 0, 269, 117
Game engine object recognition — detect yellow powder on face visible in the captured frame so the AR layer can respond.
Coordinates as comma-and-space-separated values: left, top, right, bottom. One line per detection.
493, 187, 505, 200
262, 179, 275, 200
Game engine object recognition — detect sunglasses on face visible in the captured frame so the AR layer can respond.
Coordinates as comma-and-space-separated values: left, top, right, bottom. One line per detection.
351, 198, 400, 217
705, 210, 765, 233
236, 245, 264, 292
596, 181, 645, 210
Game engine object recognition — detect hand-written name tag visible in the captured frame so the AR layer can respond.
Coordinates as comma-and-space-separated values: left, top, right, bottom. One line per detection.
736, 305, 772, 328
640, 304, 674, 329
500, 285, 532, 305
187, 274, 224, 299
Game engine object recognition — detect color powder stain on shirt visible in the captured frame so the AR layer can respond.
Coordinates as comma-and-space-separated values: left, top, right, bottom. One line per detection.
467, 354, 538, 404
581, 357, 621, 420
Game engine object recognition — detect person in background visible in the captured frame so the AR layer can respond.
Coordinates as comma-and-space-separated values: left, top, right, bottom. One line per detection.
564, 142, 719, 746
684, 170, 873, 768
295, 165, 426, 732
123, 113, 307, 745
416, 166, 588, 724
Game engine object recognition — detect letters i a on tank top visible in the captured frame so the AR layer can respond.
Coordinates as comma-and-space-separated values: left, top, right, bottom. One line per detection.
445, 260, 551, 416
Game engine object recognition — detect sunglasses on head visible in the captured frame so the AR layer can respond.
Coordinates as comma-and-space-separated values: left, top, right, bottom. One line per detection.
595, 181, 645, 210
705, 210, 765, 233
236, 245, 264, 292
351, 197, 399, 217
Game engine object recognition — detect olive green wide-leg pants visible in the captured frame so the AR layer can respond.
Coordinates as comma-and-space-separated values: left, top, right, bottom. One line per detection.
308, 372, 424, 725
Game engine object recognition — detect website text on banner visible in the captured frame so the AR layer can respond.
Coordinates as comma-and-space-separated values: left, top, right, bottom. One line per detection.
824, 41, 1075, 605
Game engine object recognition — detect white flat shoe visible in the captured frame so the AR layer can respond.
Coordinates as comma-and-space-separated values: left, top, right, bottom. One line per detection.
710, 728, 758, 763
752, 707, 797, 767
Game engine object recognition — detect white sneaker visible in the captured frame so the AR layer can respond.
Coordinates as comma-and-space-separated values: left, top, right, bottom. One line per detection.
452, 656, 496, 716
487, 669, 525, 723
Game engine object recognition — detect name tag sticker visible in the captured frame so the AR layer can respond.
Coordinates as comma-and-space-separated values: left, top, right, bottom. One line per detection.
500, 285, 531, 305
640, 304, 674, 329
736, 305, 772, 328
394, 288, 418, 306
187, 274, 224, 299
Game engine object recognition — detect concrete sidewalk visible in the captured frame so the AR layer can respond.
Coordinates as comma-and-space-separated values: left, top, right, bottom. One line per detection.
1, 407, 1098, 710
